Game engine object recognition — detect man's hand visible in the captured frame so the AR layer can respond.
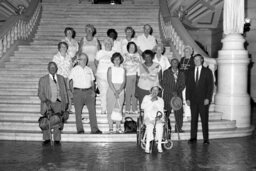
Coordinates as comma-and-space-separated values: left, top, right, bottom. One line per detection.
204, 99, 210, 105
186, 100, 190, 106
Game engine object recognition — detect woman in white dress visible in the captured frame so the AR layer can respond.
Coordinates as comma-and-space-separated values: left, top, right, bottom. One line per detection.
120, 26, 136, 55
62, 27, 79, 59
141, 85, 164, 153
153, 43, 170, 74
107, 52, 126, 133
80, 24, 101, 74
95, 38, 115, 114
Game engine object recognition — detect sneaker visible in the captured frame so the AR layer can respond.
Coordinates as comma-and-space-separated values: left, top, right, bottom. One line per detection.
42, 140, 50, 146
116, 129, 123, 134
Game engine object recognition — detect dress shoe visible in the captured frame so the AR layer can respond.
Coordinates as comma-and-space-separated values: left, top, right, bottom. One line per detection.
203, 140, 210, 145
158, 147, 163, 153
188, 138, 197, 144
91, 129, 102, 134
54, 141, 61, 145
42, 140, 50, 146
145, 149, 151, 154
77, 131, 85, 134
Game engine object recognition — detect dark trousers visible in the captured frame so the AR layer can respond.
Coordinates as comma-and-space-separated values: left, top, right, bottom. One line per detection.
190, 102, 209, 140
174, 108, 183, 131
136, 87, 150, 110
73, 89, 99, 132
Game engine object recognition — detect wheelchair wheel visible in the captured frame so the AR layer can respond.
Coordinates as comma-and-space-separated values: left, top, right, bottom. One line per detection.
163, 140, 173, 150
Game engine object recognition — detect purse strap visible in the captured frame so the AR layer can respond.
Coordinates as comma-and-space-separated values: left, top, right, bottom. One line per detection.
115, 98, 121, 108
125, 117, 134, 121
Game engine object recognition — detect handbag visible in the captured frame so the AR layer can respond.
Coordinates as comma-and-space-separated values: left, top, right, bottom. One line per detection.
111, 99, 122, 121
38, 116, 49, 130
124, 117, 137, 133
38, 109, 62, 131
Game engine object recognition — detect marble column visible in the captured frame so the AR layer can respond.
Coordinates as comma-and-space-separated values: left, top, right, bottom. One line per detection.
215, 0, 251, 128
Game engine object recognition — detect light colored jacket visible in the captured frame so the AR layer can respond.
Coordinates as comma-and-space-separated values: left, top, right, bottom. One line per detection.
38, 74, 69, 115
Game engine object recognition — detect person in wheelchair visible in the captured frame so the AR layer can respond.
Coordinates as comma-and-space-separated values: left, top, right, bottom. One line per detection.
141, 84, 164, 153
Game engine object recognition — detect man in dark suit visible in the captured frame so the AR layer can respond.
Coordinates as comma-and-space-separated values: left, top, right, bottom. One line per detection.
162, 58, 185, 132
38, 62, 69, 145
186, 54, 214, 144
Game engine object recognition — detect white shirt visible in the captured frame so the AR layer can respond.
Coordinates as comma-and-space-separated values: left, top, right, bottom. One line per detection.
136, 34, 157, 52
96, 50, 115, 77
69, 65, 95, 89
194, 65, 202, 82
120, 38, 136, 54
153, 55, 171, 73
141, 95, 164, 122
111, 66, 125, 84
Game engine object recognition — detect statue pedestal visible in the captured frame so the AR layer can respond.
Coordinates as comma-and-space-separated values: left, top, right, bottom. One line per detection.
215, 33, 251, 128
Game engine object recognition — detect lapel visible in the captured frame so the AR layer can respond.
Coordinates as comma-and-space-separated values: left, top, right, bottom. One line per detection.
45, 75, 52, 100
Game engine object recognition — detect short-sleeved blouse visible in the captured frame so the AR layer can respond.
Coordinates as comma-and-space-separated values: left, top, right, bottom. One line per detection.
153, 55, 170, 73
52, 52, 72, 78
137, 62, 161, 91
123, 53, 141, 76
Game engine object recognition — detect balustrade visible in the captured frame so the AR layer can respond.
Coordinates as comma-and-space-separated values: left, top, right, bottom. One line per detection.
0, 1, 41, 59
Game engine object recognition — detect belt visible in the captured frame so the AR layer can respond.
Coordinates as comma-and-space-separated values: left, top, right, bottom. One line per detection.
74, 87, 92, 91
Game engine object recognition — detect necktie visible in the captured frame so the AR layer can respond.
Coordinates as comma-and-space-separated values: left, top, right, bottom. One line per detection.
52, 75, 57, 84
196, 67, 199, 85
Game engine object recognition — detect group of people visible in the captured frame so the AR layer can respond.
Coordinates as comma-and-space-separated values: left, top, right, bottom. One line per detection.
38, 23, 214, 153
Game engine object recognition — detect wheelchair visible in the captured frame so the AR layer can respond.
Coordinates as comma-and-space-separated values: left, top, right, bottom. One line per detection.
136, 110, 173, 152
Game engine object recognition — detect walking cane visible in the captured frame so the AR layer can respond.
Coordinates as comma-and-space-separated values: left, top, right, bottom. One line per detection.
47, 108, 53, 146
175, 123, 180, 141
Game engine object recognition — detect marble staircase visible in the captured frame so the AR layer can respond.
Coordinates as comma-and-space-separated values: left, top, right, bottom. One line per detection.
0, 1, 253, 142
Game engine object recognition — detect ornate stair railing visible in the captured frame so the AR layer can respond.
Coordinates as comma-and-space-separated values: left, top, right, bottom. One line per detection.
159, 0, 217, 79
0, 0, 41, 59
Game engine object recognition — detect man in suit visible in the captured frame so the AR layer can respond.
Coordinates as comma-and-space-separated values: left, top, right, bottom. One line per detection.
162, 58, 185, 132
38, 62, 69, 145
186, 54, 214, 144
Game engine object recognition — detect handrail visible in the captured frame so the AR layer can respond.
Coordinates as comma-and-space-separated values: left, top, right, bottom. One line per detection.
159, 0, 217, 72
0, 0, 41, 58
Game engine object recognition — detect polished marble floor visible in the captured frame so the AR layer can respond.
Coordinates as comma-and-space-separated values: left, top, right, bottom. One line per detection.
0, 136, 256, 171
0, 103, 256, 171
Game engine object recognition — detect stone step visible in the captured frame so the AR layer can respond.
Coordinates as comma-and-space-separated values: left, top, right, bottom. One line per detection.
2, 126, 254, 142
0, 102, 216, 113
0, 103, 113, 113
37, 25, 153, 30
41, 12, 158, 17
0, 126, 254, 142
34, 32, 159, 38
42, 4, 159, 9
0, 111, 222, 122
0, 96, 102, 105
0, 120, 236, 133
